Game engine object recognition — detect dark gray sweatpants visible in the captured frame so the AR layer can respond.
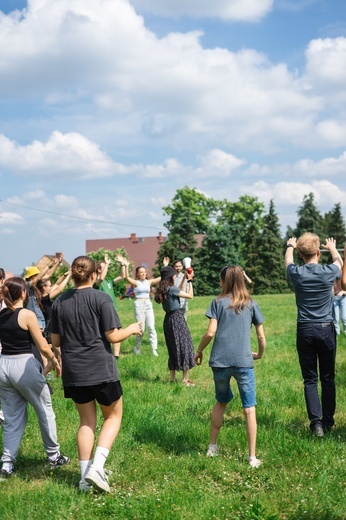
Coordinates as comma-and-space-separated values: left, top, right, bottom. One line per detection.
0, 353, 60, 464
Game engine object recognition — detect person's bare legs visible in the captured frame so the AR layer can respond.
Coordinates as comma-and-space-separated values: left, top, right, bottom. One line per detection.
243, 406, 258, 458
170, 370, 176, 382
210, 401, 227, 444
97, 397, 123, 450
75, 400, 97, 460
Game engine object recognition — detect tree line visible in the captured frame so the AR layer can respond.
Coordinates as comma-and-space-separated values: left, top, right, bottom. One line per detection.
155, 187, 346, 296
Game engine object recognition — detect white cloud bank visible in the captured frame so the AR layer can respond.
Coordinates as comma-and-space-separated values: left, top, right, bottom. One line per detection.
129, 0, 274, 21
0, 1, 345, 153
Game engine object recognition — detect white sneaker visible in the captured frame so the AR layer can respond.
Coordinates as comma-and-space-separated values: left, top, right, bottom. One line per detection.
0, 409, 4, 425
247, 456, 262, 468
134, 347, 141, 355
152, 350, 159, 357
79, 480, 92, 492
85, 465, 110, 493
206, 444, 218, 457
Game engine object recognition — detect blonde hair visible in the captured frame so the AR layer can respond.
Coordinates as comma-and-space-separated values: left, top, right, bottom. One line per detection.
296, 232, 320, 260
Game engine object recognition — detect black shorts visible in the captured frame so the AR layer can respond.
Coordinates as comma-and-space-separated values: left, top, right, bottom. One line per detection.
64, 381, 123, 406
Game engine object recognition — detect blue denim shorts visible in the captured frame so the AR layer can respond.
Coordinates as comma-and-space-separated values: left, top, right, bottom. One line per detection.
212, 366, 256, 408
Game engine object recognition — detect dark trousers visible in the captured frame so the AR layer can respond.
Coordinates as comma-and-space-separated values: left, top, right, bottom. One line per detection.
296, 322, 336, 430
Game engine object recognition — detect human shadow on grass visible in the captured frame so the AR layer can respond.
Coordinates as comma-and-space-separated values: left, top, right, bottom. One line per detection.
6, 456, 78, 488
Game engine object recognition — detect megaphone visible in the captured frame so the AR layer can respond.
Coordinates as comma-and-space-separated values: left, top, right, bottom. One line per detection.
182, 257, 193, 274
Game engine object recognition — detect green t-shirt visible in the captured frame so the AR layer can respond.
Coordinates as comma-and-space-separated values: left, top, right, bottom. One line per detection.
95, 279, 117, 310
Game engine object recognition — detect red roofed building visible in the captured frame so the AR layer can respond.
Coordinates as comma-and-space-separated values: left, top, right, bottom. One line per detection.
86, 232, 205, 276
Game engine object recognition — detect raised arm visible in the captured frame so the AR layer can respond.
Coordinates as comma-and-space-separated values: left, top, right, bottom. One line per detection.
321, 237, 343, 271
149, 257, 170, 286
117, 256, 137, 286
49, 270, 72, 299
341, 244, 346, 290
178, 272, 194, 299
285, 237, 297, 267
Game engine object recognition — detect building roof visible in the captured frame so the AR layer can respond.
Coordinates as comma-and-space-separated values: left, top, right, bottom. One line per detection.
86, 232, 205, 276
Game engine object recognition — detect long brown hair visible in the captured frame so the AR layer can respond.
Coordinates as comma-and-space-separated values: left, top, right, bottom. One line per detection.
2, 277, 28, 310
155, 278, 174, 304
218, 265, 250, 314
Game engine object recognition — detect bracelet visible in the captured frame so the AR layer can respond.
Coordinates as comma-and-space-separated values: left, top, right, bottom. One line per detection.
197, 349, 203, 354
187, 280, 192, 283
286, 244, 295, 248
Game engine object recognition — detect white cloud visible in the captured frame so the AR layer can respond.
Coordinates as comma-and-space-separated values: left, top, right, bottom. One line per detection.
304, 37, 346, 90
129, 0, 274, 21
0, 132, 119, 178
0, 212, 23, 225
244, 180, 346, 209
197, 149, 244, 177
0, 0, 340, 153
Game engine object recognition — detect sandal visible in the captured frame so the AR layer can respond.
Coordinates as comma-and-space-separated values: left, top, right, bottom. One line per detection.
182, 380, 195, 387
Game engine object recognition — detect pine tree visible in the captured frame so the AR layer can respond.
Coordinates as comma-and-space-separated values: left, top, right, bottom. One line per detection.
254, 200, 288, 294
293, 192, 325, 238
324, 203, 346, 249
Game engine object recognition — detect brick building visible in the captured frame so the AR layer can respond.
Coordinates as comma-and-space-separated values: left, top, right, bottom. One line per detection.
86, 232, 204, 276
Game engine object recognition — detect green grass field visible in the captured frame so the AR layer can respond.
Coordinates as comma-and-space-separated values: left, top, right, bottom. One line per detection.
1, 294, 346, 519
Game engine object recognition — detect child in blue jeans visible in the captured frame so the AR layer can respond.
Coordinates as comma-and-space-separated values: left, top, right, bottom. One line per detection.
194, 265, 266, 468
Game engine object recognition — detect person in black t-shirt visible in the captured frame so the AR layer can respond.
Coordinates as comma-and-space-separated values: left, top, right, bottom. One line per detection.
50, 256, 142, 493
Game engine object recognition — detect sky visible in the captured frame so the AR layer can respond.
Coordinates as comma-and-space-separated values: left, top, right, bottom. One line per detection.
0, 0, 346, 274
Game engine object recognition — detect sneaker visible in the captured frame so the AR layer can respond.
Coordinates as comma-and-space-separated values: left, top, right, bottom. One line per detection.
247, 456, 262, 468
85, 465, 110, 493
152, 350, 159, 357
0, 409, 4, 426
79, 480, 93, 492
0, 467, 15, 480
48, 454, 70, 467
134, 347, 141, 355
206, 444, 218, 458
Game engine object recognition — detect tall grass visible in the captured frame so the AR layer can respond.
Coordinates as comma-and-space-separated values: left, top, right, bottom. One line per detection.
1, 294, 346, 519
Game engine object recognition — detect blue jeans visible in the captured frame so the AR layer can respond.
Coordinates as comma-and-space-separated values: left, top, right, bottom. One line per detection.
296, 322, 336, 430
212, 366, 256, 408
333, 295, 346, 335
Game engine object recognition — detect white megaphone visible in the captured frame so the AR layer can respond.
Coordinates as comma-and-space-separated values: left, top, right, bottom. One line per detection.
182, 257, 193, 274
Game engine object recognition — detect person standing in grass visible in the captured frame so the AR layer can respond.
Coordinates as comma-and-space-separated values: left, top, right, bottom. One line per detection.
194, 265, 265, 468
286, 234, 342, 437
119, 255, 169, 357
0, 277, 69, 480
50, 256, 142, 493
95, 254, 124, 360
155, 265, 196, 385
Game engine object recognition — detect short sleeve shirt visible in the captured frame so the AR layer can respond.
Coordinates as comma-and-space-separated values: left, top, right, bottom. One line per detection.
50, 287, 121, 386
162, 285, 181, 313
287, 263, 341, 322
206, 296, 264, 368
95, 279, 118, 310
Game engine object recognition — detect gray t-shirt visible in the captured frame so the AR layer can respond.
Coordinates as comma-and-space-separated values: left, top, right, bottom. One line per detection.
50, 287, 121, 386
162, 285, 181, 313
206, 296, 264, 368
287, 263, 341, 322
174, 272, 188, 311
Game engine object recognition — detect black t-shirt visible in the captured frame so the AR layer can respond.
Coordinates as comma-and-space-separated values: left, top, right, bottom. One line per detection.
50, 287, 121, 386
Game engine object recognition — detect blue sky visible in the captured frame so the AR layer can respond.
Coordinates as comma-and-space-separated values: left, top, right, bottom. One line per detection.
0, 0, 346, 274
